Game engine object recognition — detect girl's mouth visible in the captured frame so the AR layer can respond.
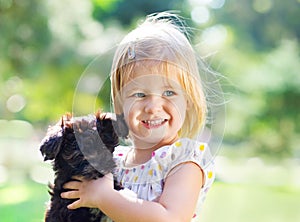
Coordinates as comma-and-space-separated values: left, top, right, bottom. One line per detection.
141, 119, 168, 129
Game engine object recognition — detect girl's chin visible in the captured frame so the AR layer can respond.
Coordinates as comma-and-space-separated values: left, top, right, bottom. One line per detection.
142, 126, 167, 138
131, 131, 166, 146
132, 132, 179, 149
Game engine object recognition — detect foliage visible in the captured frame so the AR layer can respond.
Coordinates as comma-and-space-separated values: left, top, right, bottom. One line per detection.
92, 0, 186, 26
206, 0, 300, 158
0, 0, 92, 124
0, 0, 299, 158
0, 1, 299, 221
213, 0, 300, 51
222, 39, 300, 158
0, 0, 51, 79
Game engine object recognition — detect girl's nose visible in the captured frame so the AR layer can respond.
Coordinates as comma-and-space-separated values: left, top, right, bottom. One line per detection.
144, 95, 163, 114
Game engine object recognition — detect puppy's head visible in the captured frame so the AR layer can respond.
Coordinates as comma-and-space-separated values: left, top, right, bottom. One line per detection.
39, 114, 70, 161
40, 112, 125, 175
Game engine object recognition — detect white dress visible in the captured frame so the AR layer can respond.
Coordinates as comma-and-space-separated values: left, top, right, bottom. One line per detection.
113, 138, 215, 220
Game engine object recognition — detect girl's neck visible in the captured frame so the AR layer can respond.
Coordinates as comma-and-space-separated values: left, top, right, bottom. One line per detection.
125, 148, 154, 167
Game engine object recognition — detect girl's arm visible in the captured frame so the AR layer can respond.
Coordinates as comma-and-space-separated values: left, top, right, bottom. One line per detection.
61, 162, 203, 222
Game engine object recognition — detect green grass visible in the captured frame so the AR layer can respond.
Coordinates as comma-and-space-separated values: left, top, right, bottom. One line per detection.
0, 180, 49, 222
200, 182, 300, 222
0, 180, 299, 222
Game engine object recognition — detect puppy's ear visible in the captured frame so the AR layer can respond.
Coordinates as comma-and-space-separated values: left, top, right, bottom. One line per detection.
39, 117, 65, 161
95, 111, 129, 138
114, 114, 129, 138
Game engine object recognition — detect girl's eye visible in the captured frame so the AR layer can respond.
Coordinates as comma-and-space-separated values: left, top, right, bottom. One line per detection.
133, 92, 145, 98
163, 90, 175, 97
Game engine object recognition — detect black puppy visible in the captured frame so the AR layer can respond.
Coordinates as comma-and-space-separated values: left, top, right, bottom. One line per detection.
40, 112, 127, 222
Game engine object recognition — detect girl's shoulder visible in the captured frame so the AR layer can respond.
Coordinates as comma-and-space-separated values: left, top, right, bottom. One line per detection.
159, 138, 215, 192
153, 138, 214, 172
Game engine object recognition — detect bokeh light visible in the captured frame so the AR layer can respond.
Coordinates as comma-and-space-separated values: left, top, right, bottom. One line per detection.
252, 0, 273, 13
6, 94, 26, 113
201, 24, 228, 49
191, 6, 210, 24
209, 0, 225, 9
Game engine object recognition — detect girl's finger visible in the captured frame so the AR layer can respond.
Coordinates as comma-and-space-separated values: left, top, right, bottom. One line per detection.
104, 173, 113, 180
61, 190, 80, 199
67, 200, 81, 209
63, 180, 81, 189
71, 175, 84, 181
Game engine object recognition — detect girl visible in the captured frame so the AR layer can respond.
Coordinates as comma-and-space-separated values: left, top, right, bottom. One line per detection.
61, 12, 215, 222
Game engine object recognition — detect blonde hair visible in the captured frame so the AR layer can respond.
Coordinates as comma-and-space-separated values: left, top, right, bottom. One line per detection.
111, 12, 207, 138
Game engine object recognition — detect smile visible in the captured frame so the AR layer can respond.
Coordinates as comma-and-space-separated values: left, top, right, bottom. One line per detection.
141, 119, 168, 129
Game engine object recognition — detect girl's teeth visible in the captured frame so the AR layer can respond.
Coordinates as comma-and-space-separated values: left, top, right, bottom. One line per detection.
145, 119, 164, 126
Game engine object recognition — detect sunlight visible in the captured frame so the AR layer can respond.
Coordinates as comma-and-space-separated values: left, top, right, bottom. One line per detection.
0, 186, 29, 205
30, 165, 54, 185
6, 94, 26, 113
191, 6, 210, 24
209, 0, 225, 9
252, 0, 273, 13
201, 24, 228, 48
0, 165, 8, 184
188, 0, 225, 9
0, 119, 34, 139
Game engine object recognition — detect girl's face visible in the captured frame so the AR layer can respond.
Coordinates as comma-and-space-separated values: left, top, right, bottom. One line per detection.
121, 65, 188, 149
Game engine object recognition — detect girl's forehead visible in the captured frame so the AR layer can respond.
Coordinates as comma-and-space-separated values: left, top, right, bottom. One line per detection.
119, 60, 188, 94
126, 73, 182, 91
128, 61, 182, 82
128, 73, 177, 85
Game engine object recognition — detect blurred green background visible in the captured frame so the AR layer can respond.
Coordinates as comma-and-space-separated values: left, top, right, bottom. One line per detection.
0, 0, 299, 221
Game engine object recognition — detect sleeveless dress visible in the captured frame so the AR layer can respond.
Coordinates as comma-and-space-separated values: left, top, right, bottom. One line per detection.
113, 138, 215, 221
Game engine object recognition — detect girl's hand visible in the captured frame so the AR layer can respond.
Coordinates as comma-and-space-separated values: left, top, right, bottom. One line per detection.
60, 173, 114, 210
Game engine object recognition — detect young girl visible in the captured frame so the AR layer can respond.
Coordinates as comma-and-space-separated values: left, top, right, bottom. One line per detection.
61, 12, 215, 221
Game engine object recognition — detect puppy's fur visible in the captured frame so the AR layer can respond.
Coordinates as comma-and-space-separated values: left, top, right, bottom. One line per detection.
40, 112, 127, 222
